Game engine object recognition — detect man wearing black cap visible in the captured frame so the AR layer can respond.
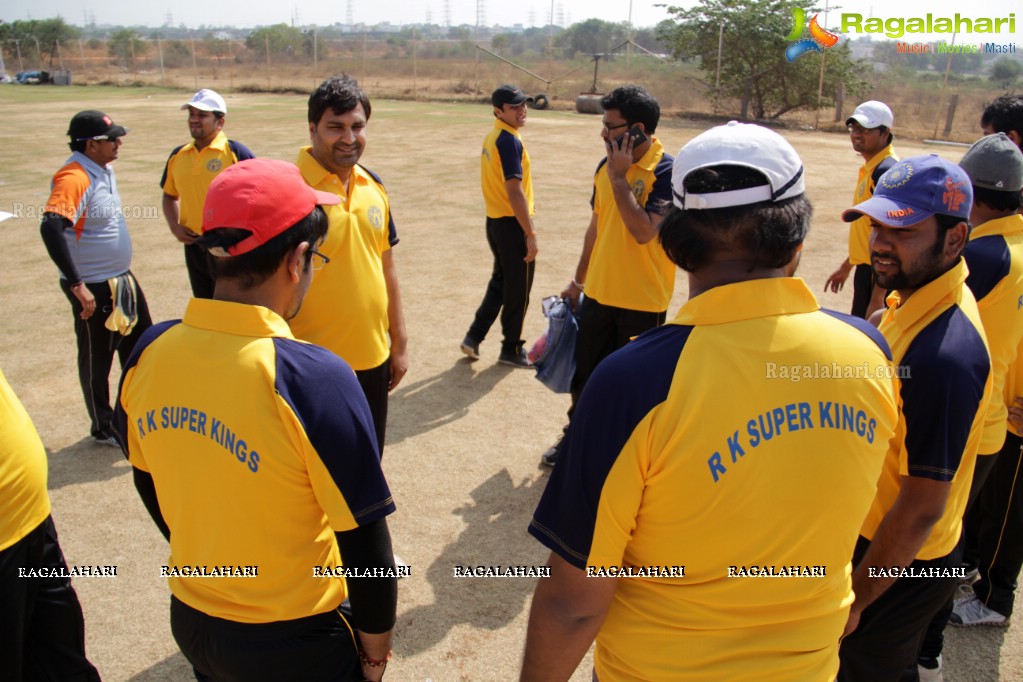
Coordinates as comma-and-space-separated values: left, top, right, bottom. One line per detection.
40, 110, 152, 446
460, 84, 539, 367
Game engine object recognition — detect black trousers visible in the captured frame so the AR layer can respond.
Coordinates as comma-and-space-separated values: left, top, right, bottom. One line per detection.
918, 448, 1001, 662
170, 596, 361, 682
838, 535, 962, 682
569, 296, 665, 412
355, 358, 390, 458
851, 264, 874, 319
0, 516, 100, 681
60, 275, 153, 440
971, 431, 1023, 616
184, 243, 215, 300
467, 216, 535, 355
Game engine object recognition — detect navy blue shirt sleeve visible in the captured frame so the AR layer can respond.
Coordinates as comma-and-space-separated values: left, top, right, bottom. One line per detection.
964, 235, 1011, 303
114, 320, 183, 455
899, 305, 989, 481
274, 339, 395, 524
643, 152, 674, 215
529, 324, 691, 568
495, 130, 524, 181
159, 145, 185, 189
228, 140, 256, 162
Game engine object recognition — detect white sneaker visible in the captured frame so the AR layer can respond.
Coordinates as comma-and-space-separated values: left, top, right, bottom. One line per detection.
951, 594, 1008, 627
917, 655, 944, 682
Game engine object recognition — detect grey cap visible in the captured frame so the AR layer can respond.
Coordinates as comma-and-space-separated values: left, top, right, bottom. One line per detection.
959, 133, 1023, 193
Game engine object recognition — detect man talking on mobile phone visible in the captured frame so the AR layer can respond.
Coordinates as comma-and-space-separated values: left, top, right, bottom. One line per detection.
539, 85, 674, 467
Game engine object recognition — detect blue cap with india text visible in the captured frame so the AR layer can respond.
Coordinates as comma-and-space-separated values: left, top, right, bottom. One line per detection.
842, 154, 972, 228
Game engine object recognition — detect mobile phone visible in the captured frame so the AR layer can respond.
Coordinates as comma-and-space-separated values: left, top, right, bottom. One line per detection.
615, 125, 648, 148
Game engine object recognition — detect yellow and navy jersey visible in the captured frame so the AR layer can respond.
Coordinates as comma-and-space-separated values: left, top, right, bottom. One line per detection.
530, 277, 897, 681
114, 299, 394, 623
586, 138, 675, 313
0, 368, 51, 552
290, 148, 398, 371
160, 132, 255, 232
848, 144, 898, 265
964, 214, 1023, 452
863, 260, 992, 560
480, 120, 534, 219
44, 151, 132, 282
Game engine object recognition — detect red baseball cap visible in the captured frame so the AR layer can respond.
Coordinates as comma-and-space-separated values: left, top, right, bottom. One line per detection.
202, 159, 339, 256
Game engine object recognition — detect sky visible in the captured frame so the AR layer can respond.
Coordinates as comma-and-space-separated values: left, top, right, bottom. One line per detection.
0, 0, 1020, 40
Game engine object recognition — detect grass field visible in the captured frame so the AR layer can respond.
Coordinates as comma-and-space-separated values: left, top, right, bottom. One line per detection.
1, 85, 1021, 680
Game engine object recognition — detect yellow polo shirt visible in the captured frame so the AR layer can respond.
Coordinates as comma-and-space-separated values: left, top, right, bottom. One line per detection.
481, 119, 534, 219
848, 144, 898, 266
0, 368, 51, 552
586, 138, 675, 313
531, 277, 897, 680
115, 299, 394, 623
964, 213, 1023, 453
863, 260, 992, 559
289, 147, 397, 371
161, 132, 255, 232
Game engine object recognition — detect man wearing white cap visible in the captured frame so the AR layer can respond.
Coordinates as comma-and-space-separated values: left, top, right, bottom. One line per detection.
161, 88, 255, 298
522, 122, 897, 681
825, 100, 899, 319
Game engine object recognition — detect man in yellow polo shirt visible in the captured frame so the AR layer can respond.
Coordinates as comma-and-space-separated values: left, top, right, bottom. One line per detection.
161, 88, 255, 299
0, 367, 101, 681
540, 85, 674, 467
825, 100, 898, 319
461, 84, 538, 368
115, 159, 397, 681
290, 76, 408, 454
837, 155, 992, 680
522, 122, 898, 681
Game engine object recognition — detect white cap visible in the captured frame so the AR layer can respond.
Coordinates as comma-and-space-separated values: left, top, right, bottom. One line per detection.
672, 121, 805, 210
846, 100, 893, 129
182, 88, 227, 115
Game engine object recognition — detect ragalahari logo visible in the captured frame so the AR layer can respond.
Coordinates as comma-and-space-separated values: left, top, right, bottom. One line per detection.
785, 8, 840, 62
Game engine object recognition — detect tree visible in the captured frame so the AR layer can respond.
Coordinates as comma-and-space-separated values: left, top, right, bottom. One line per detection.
556, 18, 629, 59
660, 0, 867, 119
2, 18, 79, 68
245, 24, 305, 60
991, 57, 1022, 89
108, 29, 148, 70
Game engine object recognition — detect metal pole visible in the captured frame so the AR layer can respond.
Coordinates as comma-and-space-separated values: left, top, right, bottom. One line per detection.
933, 31, 955, 139
78, 38, 87, 78
313, 26, 318, 88
157, 36, 165, 84
190, 35, 198, 89
813, 0, 829, 129
412, 28, 418, 99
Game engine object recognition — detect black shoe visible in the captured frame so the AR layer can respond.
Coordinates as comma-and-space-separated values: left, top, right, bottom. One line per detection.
540, 435, 564, 467
93, 433, 120, 448
460, 335, 480, 360
498, 348, 532, 369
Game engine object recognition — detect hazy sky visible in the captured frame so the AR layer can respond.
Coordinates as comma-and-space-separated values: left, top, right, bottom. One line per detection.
0, 0, 1019, 39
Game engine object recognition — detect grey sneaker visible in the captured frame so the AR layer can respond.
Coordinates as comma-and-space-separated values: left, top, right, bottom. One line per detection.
950, 595, 1008, 627
917, 655, 944, 682
460, 335, 480, 360
498, 348, 532, 369
954, 583, 976, 603
93, 434, 120, 448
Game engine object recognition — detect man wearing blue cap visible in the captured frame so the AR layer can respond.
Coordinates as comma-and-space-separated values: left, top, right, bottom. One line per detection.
837, 155, 993, 680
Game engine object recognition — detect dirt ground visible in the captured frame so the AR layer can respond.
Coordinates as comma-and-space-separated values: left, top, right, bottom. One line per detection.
1, 86, 1020, 681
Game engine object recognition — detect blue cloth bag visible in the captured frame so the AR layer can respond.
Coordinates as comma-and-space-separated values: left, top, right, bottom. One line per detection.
534, 297, 578, 393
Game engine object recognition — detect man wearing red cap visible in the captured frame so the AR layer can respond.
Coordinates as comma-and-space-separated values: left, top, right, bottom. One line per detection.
40, 110, 153, 446
114, 159, 398, 682
161, 88, 255, 299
